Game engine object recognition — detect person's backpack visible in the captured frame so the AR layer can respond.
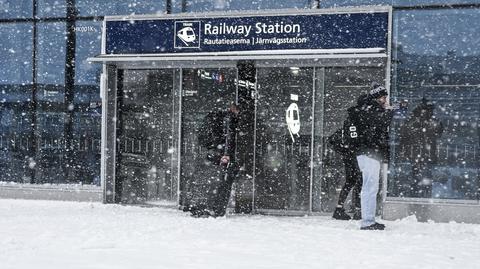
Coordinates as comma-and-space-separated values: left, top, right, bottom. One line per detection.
197, 110, 225, 149
328, 112, 361, 154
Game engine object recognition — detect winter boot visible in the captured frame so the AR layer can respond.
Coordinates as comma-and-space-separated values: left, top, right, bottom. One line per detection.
332, 207, 351, 220
360, 222, 385, 230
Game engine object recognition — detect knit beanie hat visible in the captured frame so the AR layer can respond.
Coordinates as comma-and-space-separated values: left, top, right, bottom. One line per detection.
369, 82, 388, 99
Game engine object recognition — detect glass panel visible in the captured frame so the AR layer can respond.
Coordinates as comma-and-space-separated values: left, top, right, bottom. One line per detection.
313, 67, 385, 213
38, 0, 66, 17
117, 69, 176, 203
0, 0, 32, 19
390, 8, 480, 200
35, 22, 66, 183
37, 22, 66, 94
184, 0, 311, 12
393, 0, 480, 5
76, 0, 166, 17
254, 67, 313, 211
0, 23, 33, 86
319, 0, 392, 8
72, 21, 102, 185
0, 23, 33, 183
73, 21, 102, 89
180, 68, 237, 210
320, 0, 480, 8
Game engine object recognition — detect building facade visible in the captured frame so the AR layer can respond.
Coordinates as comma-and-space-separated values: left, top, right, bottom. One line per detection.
0, 0, 479, 222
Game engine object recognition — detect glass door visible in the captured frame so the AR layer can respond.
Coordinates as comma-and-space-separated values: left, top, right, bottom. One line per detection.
254, 67, 315, 211
179, 68, 238, 210
253, 65, 385, 213
314, 67, 385, 213
116, 69, 178, 204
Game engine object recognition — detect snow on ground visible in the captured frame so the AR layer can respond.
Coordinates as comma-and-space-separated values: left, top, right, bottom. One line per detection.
1, 199, 479, 269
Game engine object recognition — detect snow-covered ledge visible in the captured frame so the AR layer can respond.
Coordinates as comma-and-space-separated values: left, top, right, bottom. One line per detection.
0, 182, 102, 202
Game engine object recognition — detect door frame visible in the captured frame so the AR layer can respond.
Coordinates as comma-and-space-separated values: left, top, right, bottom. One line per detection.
252, 62, 389, 215
102, 62, 238, 204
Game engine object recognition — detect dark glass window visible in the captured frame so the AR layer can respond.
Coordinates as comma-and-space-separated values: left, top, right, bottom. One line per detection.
0, 0, 32, 19
183, 0, 312, 12
35, 22, 66, 183
390, 8, 480, 200
74, 21, 102, 90
73, 20, 102, 185
75, 0, 166, 17
0, 23, 33, 183
0, 23, 33, 86
38, 0, 66, 18
37, 22, 66, 101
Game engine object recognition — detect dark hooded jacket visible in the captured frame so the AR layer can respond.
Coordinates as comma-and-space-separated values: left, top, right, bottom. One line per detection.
356, 95, 393, 161
328, 94, 366, 155
202, 109, 238, 165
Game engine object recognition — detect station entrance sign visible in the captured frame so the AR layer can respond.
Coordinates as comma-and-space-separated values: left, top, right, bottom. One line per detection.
105, 11, 389, 55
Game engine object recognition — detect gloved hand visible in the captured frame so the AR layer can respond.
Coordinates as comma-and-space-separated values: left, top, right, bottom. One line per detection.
220, 155, 230, 165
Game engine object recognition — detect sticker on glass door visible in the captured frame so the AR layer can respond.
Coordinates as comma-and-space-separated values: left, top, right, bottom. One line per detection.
286, 94, 300, 142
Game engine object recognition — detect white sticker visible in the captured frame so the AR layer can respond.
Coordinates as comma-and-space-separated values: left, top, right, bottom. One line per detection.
286, 103, 301, 142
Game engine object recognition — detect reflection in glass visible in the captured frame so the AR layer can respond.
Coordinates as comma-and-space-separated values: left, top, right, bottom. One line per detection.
38, 0, 66, 18
393, 0, 480, 5
0, 0, 32, 19
0, 23, 33, 86
74, 21, 102, 89
319, 0, 480, 8
319, 0, 392, 8
314, 67, 384, 212
117, 69, 177, 203
180, 68, 237, 209
35, 22, 66, 183
183, 0, 311, 12
390, 8, 480, 200
37, 22, 66, 100
76, 0, 166, 16
0, 23, 33, 183
72, 21, 102, 185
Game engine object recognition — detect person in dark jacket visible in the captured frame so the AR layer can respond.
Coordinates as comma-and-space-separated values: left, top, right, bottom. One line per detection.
356, 83, 394, 230
192, 104, 239, 218
331, 94, 366, 220
399, 98, 443, 198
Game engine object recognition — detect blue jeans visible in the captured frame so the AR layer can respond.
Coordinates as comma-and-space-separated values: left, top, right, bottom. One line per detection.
356, 155, 381, 227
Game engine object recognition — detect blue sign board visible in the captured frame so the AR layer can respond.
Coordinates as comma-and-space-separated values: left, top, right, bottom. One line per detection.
105, 12, 388, 55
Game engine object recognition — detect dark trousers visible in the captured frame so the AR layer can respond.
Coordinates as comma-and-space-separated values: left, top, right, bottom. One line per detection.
207, 162, 236, 216
209, 166, 235, 216
337, 152, 362, 209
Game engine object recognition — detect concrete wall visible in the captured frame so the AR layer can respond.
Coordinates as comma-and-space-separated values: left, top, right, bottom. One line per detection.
383, 200, 480, 224
0, 183, 102, 202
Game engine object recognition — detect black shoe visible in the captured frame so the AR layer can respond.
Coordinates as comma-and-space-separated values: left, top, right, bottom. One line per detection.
191, 210, 212, 218
332, 208, 351, 220
352, 209, 362, 220
360, 222, 385, 230
212, 212, 226, 218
